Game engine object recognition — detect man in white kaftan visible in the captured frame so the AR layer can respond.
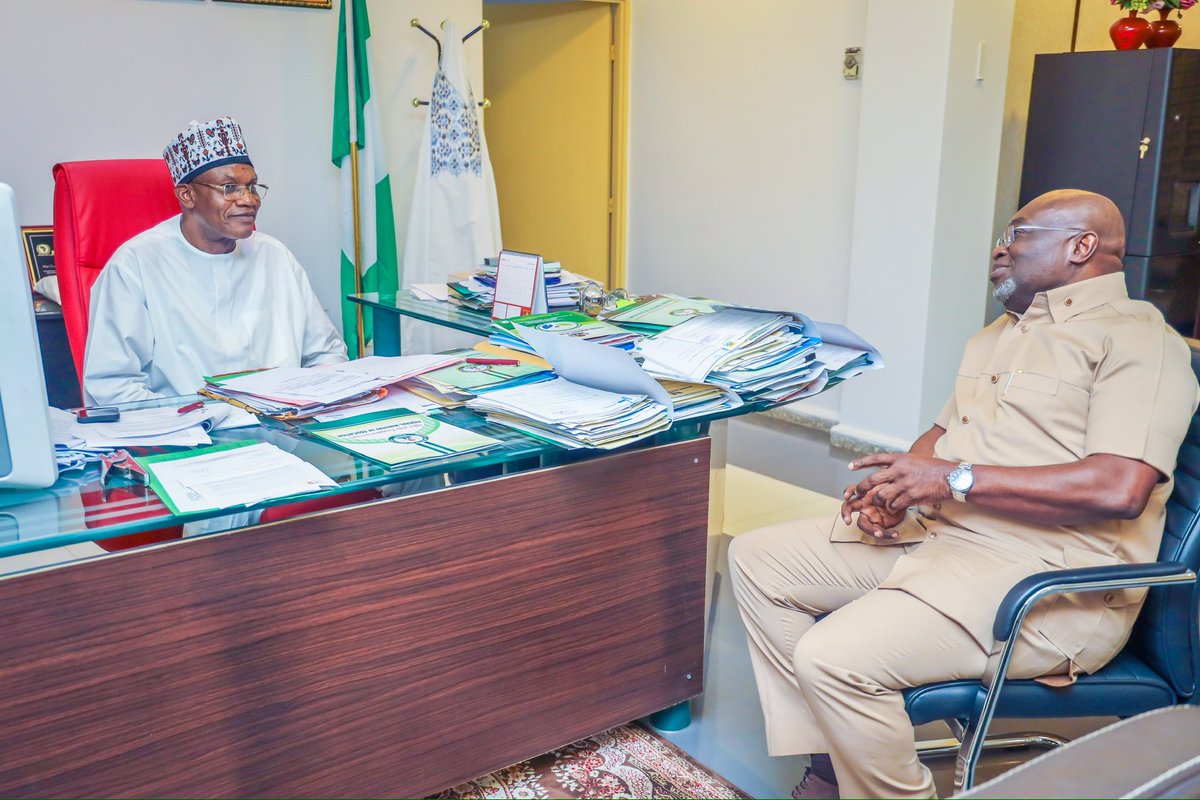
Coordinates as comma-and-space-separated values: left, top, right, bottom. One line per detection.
84, 220, 345, 404
83, 116, 346, 405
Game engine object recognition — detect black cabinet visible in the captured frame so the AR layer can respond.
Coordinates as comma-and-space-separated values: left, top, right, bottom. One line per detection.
1021, 48, 1200, 335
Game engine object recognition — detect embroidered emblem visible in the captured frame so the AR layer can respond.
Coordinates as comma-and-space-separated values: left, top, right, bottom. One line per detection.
429, 70, 482, 178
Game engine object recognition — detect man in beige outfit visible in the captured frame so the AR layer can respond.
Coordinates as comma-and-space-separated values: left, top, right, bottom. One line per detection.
729, 189, 1200, 798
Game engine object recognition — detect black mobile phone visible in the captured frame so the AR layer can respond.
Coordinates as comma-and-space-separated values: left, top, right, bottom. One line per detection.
76, 406, 121, 424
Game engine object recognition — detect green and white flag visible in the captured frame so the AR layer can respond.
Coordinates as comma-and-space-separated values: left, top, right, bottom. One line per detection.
332, 0, 398, 356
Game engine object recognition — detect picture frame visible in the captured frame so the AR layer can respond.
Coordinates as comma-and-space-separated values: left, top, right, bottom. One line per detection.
213, 0, 332, 7
20, 226, 54, 289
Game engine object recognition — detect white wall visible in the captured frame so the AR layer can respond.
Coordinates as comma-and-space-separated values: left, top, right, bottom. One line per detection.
0, 0, 483, 330
626, 0, 868, 423
629, 0, 1015, 447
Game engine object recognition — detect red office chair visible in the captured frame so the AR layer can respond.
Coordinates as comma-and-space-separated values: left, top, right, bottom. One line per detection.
52, 159, 178, 385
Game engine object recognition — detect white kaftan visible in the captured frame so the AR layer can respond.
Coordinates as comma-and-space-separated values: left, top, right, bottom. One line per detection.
401, 19, 503, 354
83, 215, 347, 405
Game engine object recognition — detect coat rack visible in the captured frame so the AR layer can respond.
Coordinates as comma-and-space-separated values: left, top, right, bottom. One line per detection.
411, 18, 490, 109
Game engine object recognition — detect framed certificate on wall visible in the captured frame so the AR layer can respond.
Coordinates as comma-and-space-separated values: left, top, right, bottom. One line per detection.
21, 226, 54, 289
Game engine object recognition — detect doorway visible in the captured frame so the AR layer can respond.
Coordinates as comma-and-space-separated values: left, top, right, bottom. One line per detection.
483, 0, 628, 289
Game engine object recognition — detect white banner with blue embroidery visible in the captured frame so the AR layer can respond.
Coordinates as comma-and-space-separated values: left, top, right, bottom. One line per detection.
401, 18, 503, 354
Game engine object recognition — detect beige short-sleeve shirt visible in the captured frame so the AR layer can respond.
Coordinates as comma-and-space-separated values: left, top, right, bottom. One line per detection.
834, 272, 1199, 672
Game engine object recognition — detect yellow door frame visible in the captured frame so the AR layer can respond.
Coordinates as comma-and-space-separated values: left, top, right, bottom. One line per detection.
581, 0, 629, 290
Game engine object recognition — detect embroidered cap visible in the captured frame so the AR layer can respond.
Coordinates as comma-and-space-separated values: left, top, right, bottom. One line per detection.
163, 115, 253, 185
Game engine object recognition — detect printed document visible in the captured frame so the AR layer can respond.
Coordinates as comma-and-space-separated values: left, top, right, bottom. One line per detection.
135, 441, 338, 516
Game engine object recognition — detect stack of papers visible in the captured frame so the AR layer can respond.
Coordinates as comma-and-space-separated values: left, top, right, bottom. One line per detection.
46, 404, 260, 472
403, 351, 554, 402
446, 262, 593, 312
466, 377, 671, 450
304, 411, 502, 467
602, 294, 720, 334
200, 355, 457, 419
48, 407, 112, 472
635, 307, 822, 400
306, 386, 440, 423
134, 440, 338, 516
466, 322, 673, 450
810, 322, 886, 388
489, 310, 642, 354
659, 380, 744, 420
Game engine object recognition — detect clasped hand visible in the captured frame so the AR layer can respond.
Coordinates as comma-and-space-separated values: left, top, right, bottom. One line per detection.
840, 453, 957, 539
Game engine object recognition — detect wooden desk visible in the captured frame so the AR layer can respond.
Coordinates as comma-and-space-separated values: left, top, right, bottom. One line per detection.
0, 438, 709, 798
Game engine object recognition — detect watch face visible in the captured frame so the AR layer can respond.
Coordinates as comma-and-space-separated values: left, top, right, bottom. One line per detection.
949, 466, 973, 491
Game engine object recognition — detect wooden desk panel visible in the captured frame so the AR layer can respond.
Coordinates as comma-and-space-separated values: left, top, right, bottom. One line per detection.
0, 438, 709, 798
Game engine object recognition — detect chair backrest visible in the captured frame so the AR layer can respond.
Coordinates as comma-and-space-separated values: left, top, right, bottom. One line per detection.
1130, 339, 1200, 700
52, 160, 178, 385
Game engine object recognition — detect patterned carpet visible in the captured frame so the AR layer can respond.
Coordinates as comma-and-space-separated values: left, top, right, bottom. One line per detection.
432, 722, 752, 799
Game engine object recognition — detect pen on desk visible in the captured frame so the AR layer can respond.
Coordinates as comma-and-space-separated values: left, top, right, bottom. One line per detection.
465, 357, 521, 366
177, 400, 205, 414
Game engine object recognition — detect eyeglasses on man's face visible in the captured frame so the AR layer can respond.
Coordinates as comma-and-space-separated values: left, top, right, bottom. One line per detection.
190, 181, 270, 201
995, 224, 1084, 249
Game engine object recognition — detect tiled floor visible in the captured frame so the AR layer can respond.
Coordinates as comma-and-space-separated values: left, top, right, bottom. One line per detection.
655, 465, 1108, 799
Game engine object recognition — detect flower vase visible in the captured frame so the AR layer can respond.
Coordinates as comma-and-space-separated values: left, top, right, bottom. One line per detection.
1147, 9, 1183, 48
1110, 10, 1151, 50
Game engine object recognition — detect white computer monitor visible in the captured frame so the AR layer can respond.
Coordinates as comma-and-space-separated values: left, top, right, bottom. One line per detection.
0, 183, 57, 489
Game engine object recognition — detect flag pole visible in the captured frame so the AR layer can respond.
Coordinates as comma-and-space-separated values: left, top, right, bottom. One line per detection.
351, 144, 364, 358
346, 0, 366, 358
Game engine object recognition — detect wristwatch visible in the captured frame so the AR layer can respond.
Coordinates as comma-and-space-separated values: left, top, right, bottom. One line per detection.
947, 462, 974, 503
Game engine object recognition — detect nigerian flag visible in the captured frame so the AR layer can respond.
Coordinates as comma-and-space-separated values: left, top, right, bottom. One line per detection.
332, 0, 398, 356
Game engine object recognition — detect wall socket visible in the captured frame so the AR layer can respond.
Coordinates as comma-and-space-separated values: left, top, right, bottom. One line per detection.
843, 47, 862, 80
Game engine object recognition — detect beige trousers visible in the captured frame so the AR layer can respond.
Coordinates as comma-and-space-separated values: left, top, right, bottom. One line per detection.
727, 517, 1067, 799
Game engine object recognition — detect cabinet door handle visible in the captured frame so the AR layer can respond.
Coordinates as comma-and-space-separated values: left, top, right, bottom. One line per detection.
1140, 136, 1152, 159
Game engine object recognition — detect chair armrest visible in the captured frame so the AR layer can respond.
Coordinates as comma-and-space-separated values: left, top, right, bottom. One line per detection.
993, 561, 1194, 641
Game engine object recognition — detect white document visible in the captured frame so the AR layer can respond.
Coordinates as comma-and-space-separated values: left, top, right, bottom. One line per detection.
205, 404, 260, 431
47, 406, 85, 446
492, 250, 547, 319
308, 387, 440, 423
327, 354, 459, 383
469, 377, 640, 423
410, 283, 449, 302
218, 367, 380, 405
813, 320, 886, 371
143, 442, 337, 515
636, 308, 790, 383
83, 426, 212, 449
516, 324, 673, 414
814, 343, 869, 373
82, 406, 212, 439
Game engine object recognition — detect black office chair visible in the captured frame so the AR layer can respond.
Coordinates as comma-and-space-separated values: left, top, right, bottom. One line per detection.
903, 340, 1200, 794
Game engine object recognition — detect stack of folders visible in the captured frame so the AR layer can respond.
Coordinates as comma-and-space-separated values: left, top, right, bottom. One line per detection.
659, 380, 744, 420
467, 322, 674, 449
635, 307, 823, 401
199, 354, 459, 419
466, 377, 671, 450
402, 350, 554, 404
489, 310, 642, 354
600, 294, 721, 335
446, 260, 592, 312
636, 306, 884, 404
